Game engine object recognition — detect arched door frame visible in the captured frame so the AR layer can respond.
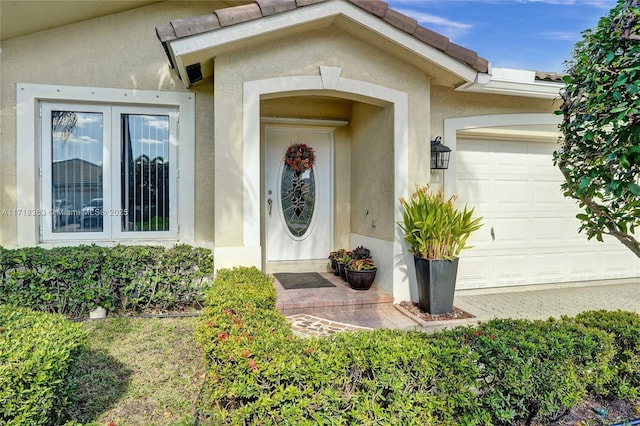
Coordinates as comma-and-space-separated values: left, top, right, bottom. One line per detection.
242, 67, 411, 301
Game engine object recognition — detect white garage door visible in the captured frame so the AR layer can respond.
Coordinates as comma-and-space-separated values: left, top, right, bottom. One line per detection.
455, 137, 640, 290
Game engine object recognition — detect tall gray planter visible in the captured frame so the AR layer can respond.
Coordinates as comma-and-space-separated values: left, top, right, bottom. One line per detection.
413, 256, 459, 315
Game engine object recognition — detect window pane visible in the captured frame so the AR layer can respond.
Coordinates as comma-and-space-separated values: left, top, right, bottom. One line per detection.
121, 114, 170, 232
51, 111, 103, 233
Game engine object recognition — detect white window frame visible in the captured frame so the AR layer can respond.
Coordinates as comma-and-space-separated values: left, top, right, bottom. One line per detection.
41, 103, 113, 241
111, 106, 179, 240
16, 83, 195, 246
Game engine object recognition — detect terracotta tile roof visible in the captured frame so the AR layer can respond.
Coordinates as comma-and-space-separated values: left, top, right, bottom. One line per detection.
535, 71, 565, 82
156, 0, 489, 74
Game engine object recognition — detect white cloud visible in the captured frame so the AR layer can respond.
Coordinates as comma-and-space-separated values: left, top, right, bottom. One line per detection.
138, 137, 167, 145
392, 7, 473, 40
54, 132, 100, 145
540, 30, 577, 41
514, 0, 615, 8
75, 114, 102, 127
70, 135, 100, 144
138, 115, 169, 130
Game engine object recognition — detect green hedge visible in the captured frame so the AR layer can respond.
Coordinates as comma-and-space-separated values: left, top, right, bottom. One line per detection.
0, 305, 86, 425
196, 267, 639, 425
436, 318, 615, 424
0, 244, 213, 317
569, 309, 640, 400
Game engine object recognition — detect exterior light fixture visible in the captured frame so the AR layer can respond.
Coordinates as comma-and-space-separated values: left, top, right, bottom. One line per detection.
430, 136, 451, 170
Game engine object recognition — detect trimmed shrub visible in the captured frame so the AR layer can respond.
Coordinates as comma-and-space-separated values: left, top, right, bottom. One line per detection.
439, 318, 615, 425
0, 244, 213, 316
196, 267, 633, 425
196, 267, 488, 425
0, 305, 86, 425
570, 309, 640, 400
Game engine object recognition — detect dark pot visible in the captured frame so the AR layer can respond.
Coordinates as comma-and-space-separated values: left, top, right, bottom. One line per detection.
346, 268, 377, 290
338, 262, 348, 281
330, 258, 340, 275
413, 256, 459, 315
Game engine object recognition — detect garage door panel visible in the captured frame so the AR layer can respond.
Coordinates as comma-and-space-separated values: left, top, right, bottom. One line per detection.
531, 143, 561, 170
457, 256, 490, 289
494, 217, 529, 242
457, 140, 489, 173
533, 218, 567, 242
457, 178, 490, 205
455, 136, 639, 289
494, 142, 529, 168
493, 254, 529, 285
495, 180, 528, 205
601, 250, 635, 278
533, 181, 566, 205
532, 253, 566, 283
569, 251, 602, 280
467, 217, 493, 245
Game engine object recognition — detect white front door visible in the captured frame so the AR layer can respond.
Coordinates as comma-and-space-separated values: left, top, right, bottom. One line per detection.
265, 127, 333, 262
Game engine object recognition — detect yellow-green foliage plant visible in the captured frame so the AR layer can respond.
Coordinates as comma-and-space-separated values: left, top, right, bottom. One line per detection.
399, 185, 483, 260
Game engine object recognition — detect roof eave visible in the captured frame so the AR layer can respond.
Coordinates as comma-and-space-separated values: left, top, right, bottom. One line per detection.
163, 0, 482, 88
457, 67, 564, 100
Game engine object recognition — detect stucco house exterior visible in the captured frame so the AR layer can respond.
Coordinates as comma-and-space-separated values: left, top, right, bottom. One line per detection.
1, 0, 638, 303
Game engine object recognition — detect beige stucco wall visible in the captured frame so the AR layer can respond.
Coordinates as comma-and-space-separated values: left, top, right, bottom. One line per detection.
0, 1, 228, 247
350, 103, 394, 240
213, 25, 432, 249
430, 85, 560, 135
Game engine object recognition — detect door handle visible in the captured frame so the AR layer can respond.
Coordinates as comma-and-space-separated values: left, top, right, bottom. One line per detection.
267, 198, 273, 216
490, 226, 495, 241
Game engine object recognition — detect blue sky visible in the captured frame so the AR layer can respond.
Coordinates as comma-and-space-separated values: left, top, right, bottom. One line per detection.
386, 0, 617, 73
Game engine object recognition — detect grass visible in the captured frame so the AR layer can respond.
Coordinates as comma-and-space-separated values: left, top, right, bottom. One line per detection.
66, 316, 205, 425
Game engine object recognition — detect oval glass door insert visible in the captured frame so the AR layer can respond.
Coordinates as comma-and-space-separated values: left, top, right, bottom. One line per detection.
281, 166, 316, 237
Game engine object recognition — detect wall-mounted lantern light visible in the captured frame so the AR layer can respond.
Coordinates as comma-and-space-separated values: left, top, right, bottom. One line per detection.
430, 136, 451, 170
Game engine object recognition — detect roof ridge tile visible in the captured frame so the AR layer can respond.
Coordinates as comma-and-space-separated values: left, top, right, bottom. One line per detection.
257, 0, 298, 16
346, 0, 388, 18
215, 2, 263, 27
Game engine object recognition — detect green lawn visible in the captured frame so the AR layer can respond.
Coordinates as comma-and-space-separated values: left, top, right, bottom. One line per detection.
67, 316, 204, 425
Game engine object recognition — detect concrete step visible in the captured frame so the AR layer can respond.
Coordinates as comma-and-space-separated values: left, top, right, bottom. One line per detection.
273, 272, 393, 316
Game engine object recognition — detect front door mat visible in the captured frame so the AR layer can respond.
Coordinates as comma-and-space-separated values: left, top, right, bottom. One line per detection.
274, 272, 336, 290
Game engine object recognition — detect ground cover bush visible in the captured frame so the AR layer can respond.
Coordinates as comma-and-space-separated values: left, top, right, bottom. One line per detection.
0, 305, 86, 425
196, 267, 639, 425
436, 318, 616, 424
0, 244, 213, 317
569, 309, 640, 400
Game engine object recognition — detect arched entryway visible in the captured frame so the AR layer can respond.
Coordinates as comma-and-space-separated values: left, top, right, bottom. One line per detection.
241, 68, 414, 301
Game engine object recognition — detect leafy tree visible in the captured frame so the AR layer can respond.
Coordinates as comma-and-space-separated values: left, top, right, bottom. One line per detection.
554, 0, 640, 257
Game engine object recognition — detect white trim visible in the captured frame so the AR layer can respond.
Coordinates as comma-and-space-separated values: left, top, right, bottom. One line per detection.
16, 83, 195, 246
111, 105, 179, 240
458, 67, 564, 100
260, 116, 349, 126
40, 103, 113, 242
167, 0, 478, 88
443, 113, 562, 198
242, 74, 411, 302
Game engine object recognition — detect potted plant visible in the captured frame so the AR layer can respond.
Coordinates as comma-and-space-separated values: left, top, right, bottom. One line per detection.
328, 249, 346, 276
337, 250, 352, 282
345, 257, 377, 290
399, 185, 482, 314
351, 245, 371, 260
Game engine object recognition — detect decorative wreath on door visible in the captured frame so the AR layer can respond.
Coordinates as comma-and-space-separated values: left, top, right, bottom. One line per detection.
284, 143, 315, 173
